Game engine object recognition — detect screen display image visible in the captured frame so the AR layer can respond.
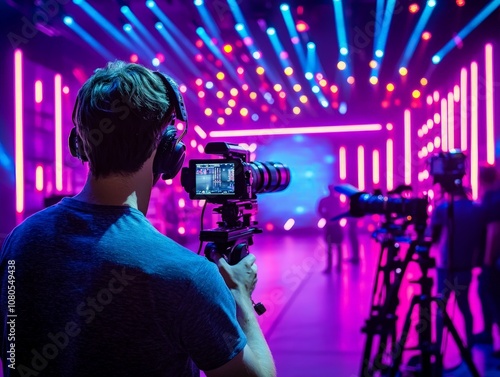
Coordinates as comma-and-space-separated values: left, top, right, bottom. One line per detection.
195, 162, 236, 195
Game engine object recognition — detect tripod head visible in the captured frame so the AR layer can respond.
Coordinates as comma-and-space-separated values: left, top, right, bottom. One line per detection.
201, 199, 262, 265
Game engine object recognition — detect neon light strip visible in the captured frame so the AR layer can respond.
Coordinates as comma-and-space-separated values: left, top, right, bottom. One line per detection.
447, 92, 454, 150
194, 125, 207, 139
404, 110, 411, 185
339, 146, 346, 180
373, 149, 380, 184
485, 43, 495, 164
398, 1, 436, 70
357, 145, 365, 191
441, 98, 448, 151
15, 50, 24, 214
35, 165, 44, 192
35, 80, 43, 103
55, 74, 63, 191
460, 68, 467, 151
332, 0, 349, 56
209, 124, 382, 137
471, 62, 479, 200
386, 139, 394, 191
432, 0, 500, 63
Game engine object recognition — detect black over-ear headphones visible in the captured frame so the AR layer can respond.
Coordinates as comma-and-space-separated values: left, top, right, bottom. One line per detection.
68, 71, 188, 181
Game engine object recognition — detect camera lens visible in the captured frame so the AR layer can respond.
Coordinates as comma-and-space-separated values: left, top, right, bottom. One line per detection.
248, 161, 291, 194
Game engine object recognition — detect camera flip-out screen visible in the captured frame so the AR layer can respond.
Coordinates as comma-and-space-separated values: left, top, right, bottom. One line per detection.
195, 162, 236, 196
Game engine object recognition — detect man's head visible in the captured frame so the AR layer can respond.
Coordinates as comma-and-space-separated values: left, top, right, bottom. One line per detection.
72, 61, 174, 178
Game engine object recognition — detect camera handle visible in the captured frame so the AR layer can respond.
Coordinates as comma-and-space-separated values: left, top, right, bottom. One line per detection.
201, 201, 266, 316
204, 240, 266, 316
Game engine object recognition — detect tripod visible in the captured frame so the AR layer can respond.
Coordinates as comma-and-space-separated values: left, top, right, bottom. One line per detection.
359, 218, 417, 377
360, 225, 480, 376
389, 236, 479, 377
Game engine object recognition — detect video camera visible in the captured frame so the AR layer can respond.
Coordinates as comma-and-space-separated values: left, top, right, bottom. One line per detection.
335, 184, 429, 237
180, 142, 290, 204
181, 142, 291, 315
429, 149, 466, 194
180, 142, 291, 263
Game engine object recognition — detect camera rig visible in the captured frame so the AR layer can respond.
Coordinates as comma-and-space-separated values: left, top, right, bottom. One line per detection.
181, 142, 291, 315
335, 183, 478, 377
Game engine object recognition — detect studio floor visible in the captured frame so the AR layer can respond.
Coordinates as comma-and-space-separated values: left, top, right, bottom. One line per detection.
212, 232, 500, 377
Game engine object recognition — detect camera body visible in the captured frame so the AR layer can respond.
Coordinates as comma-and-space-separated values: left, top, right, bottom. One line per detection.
180, 142, 290, 204
429, 150, 466, 193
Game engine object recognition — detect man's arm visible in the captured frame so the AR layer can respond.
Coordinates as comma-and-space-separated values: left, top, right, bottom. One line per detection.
205, 254, 276, 377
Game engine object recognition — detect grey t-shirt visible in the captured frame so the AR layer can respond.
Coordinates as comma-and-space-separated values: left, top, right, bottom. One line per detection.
1, 197, 246, 376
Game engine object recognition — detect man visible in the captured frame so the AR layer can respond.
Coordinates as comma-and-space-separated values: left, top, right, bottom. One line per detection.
430, 186, 483, 349
317, 185, 345, 273
0, 61, 275, 377
474, 165, 498, 345
479, 165, 500, 355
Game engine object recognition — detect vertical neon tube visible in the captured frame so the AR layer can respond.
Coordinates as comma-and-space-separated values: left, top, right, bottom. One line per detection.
15, 50, 24, 214
441, 98, 448, 151
55, 74, 63, 191
339, 146, 346, 180
404, 110, 411, 185
386, 139, 393, 191
485, 44, 494, 165
35, 165, 44, 192
447, 92, 454, 150
373, 149, 380, 185
357, 145, 365, 191
35, 80, 43, 103
471, 62, 479, 200
460, 68, 467, 151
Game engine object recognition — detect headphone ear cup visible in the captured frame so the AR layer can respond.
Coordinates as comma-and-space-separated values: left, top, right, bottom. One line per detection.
69, 127, 88, 162
153, 126, 186, 180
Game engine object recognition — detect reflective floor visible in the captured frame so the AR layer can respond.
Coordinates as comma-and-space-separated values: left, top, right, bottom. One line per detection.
246, 232, 500, 377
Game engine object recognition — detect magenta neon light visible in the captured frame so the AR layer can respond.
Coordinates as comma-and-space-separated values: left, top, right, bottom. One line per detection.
386, 139, 394, 191
36, 165, 44, 192
372, 149, 380, 185
209, 124, 383, 137
194, 125, 207, 139
471, 62, 479, 200
35, 80, 43, 103
447, 92, 454, 150
15, 50, 24, 214
460, 68, 467, 151
55, 74, 63, 191
357, 145, 365, 191
441, 98, 448, 151
339, 146, 346, 180
485, 44, 494, 165
404, 110, 411, 185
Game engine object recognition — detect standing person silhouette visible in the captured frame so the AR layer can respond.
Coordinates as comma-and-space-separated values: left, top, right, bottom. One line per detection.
474, 165, 498, 345
317, 185, 345, 273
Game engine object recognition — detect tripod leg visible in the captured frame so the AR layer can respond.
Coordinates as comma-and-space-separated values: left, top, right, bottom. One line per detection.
389, 296, 420, 377
360, 330, 375, 377
442, 310, 480, 377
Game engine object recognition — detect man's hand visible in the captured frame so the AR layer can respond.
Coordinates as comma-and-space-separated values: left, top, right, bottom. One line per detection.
215, 254, 258, 297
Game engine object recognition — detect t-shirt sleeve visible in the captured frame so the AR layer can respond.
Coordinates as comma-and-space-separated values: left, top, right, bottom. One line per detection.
177, 261, 247, 371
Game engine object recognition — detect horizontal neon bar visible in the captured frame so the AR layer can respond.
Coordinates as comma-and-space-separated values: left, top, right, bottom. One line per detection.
210, 124, 383, 137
